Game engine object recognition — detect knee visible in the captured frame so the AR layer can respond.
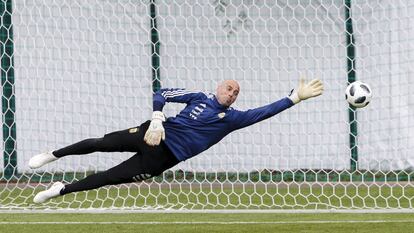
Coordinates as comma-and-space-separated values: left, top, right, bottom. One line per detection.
98, 170, 128, 185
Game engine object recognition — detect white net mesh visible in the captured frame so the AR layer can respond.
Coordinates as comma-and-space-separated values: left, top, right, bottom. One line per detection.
1, 0, 414, 210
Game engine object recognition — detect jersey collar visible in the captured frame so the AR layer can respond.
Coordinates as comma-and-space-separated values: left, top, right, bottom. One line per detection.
212, 95, 228, 110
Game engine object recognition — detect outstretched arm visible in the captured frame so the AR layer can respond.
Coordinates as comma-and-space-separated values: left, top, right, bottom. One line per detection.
230, 79, 324, 130
230, 97, 294, 130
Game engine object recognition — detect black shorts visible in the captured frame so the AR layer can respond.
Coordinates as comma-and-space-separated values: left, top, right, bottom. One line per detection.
101, 120, 180, 179
59, 121, 181, 194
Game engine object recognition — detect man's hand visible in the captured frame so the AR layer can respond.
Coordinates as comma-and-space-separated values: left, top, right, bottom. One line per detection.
144, 111, 166, 146
288, 78, 324, 104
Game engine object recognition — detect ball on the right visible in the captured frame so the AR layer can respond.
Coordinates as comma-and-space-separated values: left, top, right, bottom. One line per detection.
345, 81, 372, 108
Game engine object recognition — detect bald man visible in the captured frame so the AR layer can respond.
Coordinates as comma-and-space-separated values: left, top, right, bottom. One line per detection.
29, 79, 323, 203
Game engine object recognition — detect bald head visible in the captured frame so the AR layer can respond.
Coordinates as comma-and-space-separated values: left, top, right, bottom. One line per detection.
216, 80, 240, 107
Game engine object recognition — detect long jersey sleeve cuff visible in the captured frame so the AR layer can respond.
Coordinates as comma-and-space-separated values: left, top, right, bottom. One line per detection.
153, 100, 165, 112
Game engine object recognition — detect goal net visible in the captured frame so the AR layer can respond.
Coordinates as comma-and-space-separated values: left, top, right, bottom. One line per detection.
1, 0, 414, 211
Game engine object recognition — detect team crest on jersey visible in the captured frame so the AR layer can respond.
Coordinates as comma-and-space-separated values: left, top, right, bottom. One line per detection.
218, 112, 226, 118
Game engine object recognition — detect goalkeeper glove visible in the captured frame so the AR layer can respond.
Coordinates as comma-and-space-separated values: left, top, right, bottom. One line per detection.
288, 78, 324, 104
144, 111, 166, 146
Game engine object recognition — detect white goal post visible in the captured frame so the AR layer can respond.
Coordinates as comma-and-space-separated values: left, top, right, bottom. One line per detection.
1, 0, 414, 211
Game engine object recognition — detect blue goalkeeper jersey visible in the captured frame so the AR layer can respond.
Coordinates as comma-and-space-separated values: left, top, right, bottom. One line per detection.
153, 88, 294, 161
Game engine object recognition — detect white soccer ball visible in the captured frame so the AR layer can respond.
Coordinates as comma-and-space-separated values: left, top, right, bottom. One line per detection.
345, 81, 372, 108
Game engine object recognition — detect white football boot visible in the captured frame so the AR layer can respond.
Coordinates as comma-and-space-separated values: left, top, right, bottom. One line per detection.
29, 151, 58, 169
33, 182, 65, 204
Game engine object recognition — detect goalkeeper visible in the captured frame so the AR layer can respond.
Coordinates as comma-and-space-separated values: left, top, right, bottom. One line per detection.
30, 79, 323, 203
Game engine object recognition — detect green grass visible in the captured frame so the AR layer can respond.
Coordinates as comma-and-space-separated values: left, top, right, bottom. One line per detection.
2, 183, 414, 232
1, 213, 414, 233
1, 184, 414, 209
